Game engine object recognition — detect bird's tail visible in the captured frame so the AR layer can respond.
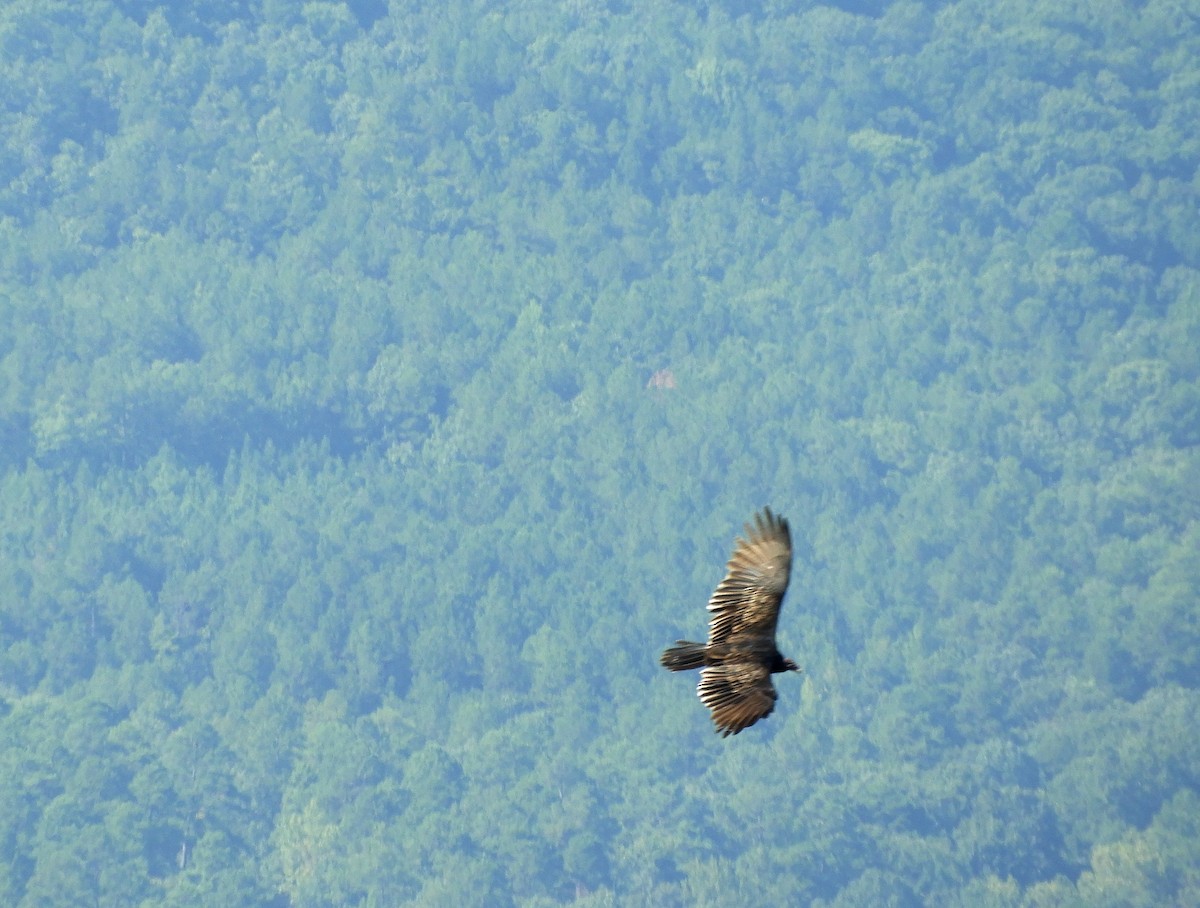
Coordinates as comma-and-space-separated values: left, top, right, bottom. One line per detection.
660, 640, 707, 671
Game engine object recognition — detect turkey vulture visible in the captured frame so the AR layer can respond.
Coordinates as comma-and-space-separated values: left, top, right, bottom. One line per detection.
660, 508, 800, 736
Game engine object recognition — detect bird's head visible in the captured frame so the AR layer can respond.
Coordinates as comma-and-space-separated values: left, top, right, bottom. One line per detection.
783, 658, 801, 673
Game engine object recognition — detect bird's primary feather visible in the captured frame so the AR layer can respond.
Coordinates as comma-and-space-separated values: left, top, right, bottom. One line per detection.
706, 508, 792, 644
698, 661, 778, 738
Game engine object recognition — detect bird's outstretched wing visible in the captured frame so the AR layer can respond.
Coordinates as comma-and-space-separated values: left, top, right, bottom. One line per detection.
698, 661, 778, 737
706, 507, 792, 645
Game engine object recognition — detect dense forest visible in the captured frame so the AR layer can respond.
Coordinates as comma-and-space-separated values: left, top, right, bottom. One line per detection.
1, 0, 1198, 904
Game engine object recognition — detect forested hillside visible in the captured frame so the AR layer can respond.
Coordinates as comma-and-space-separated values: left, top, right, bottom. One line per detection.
1, 0, 1198, 904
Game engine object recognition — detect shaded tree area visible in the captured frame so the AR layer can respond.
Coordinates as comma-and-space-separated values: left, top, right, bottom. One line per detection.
1, 0, 1198, 904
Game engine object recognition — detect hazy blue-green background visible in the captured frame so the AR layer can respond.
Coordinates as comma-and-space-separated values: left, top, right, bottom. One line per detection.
1, 0, 1198, 904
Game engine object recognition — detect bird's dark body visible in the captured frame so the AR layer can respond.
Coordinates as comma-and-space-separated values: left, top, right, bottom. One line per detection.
659, 508, 800, 736
660, 639, 792, 673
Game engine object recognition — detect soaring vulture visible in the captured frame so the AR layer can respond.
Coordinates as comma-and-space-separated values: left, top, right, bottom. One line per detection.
660, 508, 800, 737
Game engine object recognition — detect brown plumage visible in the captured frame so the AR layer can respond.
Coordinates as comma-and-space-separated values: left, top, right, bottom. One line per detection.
660, 508, 800, 737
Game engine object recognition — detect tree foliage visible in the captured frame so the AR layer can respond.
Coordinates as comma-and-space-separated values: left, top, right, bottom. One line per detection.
1, 0, 1198, 904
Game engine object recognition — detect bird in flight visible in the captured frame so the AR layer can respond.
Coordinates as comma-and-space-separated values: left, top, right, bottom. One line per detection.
660, 508, 800, 736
